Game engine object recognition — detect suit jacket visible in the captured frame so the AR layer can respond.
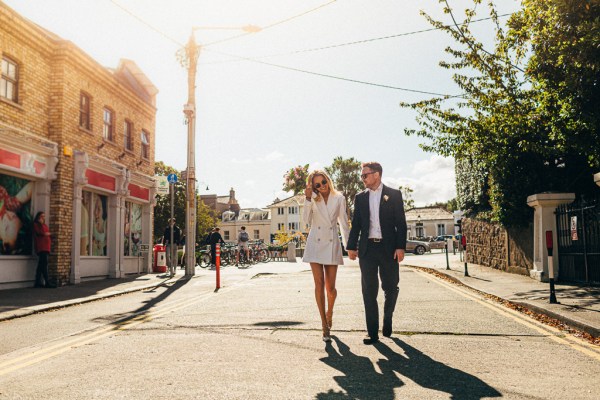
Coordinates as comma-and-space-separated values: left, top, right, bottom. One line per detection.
346, 184, 407, 258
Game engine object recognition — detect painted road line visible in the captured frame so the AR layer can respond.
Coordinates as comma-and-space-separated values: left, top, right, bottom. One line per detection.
413, 269, 600, 361
0, 289, 224, 377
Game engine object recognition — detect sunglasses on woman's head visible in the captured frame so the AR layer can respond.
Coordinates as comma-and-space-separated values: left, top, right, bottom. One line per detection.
314, 179, 328, 189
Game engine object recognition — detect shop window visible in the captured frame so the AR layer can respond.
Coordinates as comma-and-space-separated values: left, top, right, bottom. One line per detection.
79, 92, 91, 130
103, 108, 114, 142
124, 120, 133, 151
1, 57, 19, 102
254, 230, 259, 239
124, 201, 142, 256
0, 173, 33, 255
80, 191, 108, 256
141, 130, 150, 159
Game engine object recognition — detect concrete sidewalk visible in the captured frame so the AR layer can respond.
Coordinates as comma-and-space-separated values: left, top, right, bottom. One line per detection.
1, 254, 599, 341
402, 252, 600, 338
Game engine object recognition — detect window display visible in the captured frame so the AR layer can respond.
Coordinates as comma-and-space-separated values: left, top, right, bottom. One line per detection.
0, 174, 33, 255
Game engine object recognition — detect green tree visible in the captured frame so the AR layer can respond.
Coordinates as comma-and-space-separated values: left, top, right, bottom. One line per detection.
154, 161, 217, 244
398, 185, 415, 211
325, 156, 362, 217
282, 164, 310, 195
401, 0, 599, 226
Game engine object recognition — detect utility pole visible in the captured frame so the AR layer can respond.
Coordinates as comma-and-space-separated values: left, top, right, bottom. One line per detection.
178, 32, 200, 277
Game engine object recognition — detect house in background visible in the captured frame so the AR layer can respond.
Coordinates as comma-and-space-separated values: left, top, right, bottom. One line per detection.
219, 208, 271, 243
406, 207, 455, 239
268, 194, 308, 239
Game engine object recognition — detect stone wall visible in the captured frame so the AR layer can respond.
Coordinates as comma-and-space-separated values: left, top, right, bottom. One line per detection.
463, 218, 533, 275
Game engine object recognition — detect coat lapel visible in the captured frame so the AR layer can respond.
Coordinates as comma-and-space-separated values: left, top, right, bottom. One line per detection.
315, 196, 332, 227
378, 185, 388, 230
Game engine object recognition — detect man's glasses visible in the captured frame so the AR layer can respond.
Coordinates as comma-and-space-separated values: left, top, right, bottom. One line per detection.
361, 172, 376, 180
314, 179, 328, 189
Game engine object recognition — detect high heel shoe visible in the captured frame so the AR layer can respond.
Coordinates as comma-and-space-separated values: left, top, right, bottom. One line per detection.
322, 324, 331, 342
326, 311, 333, 329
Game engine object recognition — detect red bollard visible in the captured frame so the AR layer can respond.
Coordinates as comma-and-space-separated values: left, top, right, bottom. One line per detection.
216, 243, 221, 289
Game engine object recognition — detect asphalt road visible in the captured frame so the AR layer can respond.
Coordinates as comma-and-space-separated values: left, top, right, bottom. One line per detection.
1, 258, 599, 399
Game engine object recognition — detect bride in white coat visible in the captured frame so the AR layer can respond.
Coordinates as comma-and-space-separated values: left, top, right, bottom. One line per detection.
303, 170, 350, 342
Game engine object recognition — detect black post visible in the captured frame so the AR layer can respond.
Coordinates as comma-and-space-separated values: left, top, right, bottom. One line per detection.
546, 231, 559, 304
462, 236, 469, 277
445, 242, 450, 270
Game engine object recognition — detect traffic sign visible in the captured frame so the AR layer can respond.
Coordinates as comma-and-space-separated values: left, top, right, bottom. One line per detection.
167, 173, 178, 184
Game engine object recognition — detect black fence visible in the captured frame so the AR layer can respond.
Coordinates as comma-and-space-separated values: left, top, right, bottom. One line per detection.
555, 196, 600, 284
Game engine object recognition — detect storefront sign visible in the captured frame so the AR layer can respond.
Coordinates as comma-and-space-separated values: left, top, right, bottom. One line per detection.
139, 244, 149, 252
128, 183, 150, 201
85, 170, 116, 191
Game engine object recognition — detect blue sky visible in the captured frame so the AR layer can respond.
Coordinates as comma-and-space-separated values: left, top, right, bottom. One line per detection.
4, 0, 522, 208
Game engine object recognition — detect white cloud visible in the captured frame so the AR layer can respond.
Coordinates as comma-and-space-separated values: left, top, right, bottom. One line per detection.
258, 151, 285, 162
385, 155, 456, 207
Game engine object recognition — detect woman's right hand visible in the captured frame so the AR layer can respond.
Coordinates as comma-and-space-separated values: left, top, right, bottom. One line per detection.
305, 184, 313, 199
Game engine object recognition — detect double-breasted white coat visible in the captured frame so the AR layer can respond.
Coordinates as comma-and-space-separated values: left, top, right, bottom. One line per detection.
302, 192, 350, 265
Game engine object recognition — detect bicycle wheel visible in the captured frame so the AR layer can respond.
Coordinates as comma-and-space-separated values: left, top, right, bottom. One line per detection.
199, 253, 211, 268
256, 249, 268, 263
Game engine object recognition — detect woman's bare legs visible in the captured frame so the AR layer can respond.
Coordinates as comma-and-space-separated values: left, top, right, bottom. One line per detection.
310, 263, 329, 339
324, 265, 338, 329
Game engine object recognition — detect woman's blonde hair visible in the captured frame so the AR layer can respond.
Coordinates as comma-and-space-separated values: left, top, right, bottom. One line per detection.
306, 170, 338, 202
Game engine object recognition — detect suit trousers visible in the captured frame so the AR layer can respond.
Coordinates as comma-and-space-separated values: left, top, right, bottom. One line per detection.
359, 242, 400, 338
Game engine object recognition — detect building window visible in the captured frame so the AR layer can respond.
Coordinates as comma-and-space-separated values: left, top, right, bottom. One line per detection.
416, 226, 424, 238
103, 108, 114, 141
437, 224, 445, 236
124, 120, 133, 151
288, 206, 298, 214
254, 230, 259, 239
288, 222, 298, 231
1, 57, 19, 102
277, 207, 284, 215
124, 201, 142, 256
224, 231, 230, 241
141, 130, 150, 159
79, 92, 91, 130
277, 223, 285, 231
80, 191, 108, 256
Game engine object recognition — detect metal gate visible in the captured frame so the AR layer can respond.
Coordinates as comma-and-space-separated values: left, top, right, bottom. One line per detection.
555, 196, 600, 284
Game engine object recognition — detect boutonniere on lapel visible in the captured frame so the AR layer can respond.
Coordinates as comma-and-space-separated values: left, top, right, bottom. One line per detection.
383, 195, 389, 202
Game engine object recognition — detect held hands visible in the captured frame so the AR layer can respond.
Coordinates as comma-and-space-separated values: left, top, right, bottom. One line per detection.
394, 249, 405, 263
348, 250, 358, 260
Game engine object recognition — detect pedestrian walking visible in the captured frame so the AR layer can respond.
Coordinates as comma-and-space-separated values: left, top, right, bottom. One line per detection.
208, 227, 225, 266
346, 161, 407, 344
163, 218, 181, 275
303, 170, 350, 342
33, 211, 53, 288
236, 226, 251, 265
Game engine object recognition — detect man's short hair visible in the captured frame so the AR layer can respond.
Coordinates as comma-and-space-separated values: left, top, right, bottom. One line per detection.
362, 161, 383, 175
169, 218, 176, 223
214, 227, 220, 231
241, 226, 246, 230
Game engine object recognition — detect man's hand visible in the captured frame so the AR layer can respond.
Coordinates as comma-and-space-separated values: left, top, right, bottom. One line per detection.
394, 249, 405, 263
348, 250, 358, 260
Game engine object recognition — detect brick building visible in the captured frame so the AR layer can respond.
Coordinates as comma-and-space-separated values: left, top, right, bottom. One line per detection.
0, 3, 157, 289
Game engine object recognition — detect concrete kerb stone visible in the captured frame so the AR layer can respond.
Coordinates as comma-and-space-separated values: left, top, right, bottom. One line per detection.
404, 263, 600, 340
0, 275, 181, 323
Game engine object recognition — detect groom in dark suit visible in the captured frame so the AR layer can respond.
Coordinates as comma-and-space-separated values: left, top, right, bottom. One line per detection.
347, 162, 407, 344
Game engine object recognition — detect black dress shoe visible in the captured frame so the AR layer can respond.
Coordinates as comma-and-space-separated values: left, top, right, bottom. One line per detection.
383, 321, 393, 337
363, 336, 379, 345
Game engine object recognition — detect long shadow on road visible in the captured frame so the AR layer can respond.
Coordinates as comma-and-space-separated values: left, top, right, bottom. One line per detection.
316, 336, 501, 400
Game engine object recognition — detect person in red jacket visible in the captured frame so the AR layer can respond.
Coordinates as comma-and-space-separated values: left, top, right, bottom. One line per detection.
33, 211, 52, 288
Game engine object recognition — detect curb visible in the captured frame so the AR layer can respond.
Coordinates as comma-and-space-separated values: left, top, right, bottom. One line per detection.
406, 264, 600, 340
0, 278, 176, 323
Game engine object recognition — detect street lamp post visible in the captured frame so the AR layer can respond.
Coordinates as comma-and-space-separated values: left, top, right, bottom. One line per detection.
178, 33, 200, 277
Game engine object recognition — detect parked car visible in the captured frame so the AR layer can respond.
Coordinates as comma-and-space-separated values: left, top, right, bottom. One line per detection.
406, 240, 431, 255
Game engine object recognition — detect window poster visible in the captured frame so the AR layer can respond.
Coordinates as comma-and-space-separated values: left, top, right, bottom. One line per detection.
91, 193, 107, 256
0, 173, 33, 255
124, 201, 142, 256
